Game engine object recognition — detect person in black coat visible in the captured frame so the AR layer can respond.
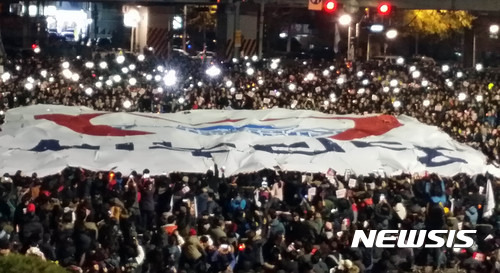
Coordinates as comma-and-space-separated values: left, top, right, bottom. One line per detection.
286, 212, 305, 244
141, 181, 156, 230
20, 203, 43, 247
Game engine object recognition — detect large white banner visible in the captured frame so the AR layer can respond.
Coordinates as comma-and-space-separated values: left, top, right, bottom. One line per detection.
0, 105, 499, 177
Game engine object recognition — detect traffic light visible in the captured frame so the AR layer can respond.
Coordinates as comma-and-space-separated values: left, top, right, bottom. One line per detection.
324, 0, 338, 13
377, 3, 391, 16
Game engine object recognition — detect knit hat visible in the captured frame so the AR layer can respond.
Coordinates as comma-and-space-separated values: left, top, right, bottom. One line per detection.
189, 228, 197, 236
27, 203, 36, 213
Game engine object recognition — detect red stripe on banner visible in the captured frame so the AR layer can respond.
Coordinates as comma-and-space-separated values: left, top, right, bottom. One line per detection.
34, 114, 153, 136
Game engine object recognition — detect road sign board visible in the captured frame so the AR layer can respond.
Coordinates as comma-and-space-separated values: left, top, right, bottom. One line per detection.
308, 0, 322, 10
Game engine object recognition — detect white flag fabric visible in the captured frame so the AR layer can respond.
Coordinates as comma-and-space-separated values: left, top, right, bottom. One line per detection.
0, 105, 499, 177
483, 179, 495, 218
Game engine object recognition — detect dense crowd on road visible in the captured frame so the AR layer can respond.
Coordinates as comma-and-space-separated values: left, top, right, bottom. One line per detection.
0, 51, 500, 272
0, 166, 498, 273
1, 51, 500, 166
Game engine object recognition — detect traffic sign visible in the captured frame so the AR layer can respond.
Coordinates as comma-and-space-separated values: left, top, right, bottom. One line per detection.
308, 0, 322, 11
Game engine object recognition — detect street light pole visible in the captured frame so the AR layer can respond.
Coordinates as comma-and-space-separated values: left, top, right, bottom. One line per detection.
182, 5, 187, 52
339, 14, 353, 61
347, 25, 353, 61
354, 22, 360, 61
473, 32, 477, 67
130, 27, 134, 52
366, 34, 371, 61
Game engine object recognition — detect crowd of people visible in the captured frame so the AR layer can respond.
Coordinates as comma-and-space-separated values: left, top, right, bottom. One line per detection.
1, 51, 500, 165
0, 50, 499, 272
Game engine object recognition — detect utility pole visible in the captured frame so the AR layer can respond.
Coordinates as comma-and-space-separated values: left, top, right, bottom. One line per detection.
347, 26, 353, 61
355, 22, 360, 61
257, 0, 266, 58
233, 0, 241, 59
182, 5, 187, 52
472, 32, 477, 67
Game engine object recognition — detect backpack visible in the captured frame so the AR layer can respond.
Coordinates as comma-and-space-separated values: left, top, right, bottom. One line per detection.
259, 190, 270, 203
230, 197, 246, 211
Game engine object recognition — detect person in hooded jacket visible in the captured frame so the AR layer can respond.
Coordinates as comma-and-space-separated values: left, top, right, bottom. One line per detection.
268, 209, 285, 239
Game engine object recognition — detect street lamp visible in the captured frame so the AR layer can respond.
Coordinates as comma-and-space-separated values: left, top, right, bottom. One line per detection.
370, 24, 384, 33
490, 24, 499, 35
339, 14, 352, 26
386, 29, 398, 39
383, 29, 398, 55
339, 15, 353, 61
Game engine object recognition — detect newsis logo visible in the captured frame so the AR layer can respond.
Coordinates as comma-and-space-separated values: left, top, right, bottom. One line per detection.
351, 230, 476, 248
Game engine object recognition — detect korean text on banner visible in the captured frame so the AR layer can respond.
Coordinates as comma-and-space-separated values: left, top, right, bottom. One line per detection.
0, 105, 499, 177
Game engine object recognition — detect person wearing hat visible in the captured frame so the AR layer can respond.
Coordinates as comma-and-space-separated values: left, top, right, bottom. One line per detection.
19, 203, 44, 247
181, 228, 206, 271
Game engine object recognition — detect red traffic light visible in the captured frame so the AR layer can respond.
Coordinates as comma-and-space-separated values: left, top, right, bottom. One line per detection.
324, 0, 337, 13
31, 44, 37, 49
377, 3, 391, 15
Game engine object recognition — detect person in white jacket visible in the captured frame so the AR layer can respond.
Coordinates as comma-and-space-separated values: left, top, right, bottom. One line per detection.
271, 178, 284, 202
